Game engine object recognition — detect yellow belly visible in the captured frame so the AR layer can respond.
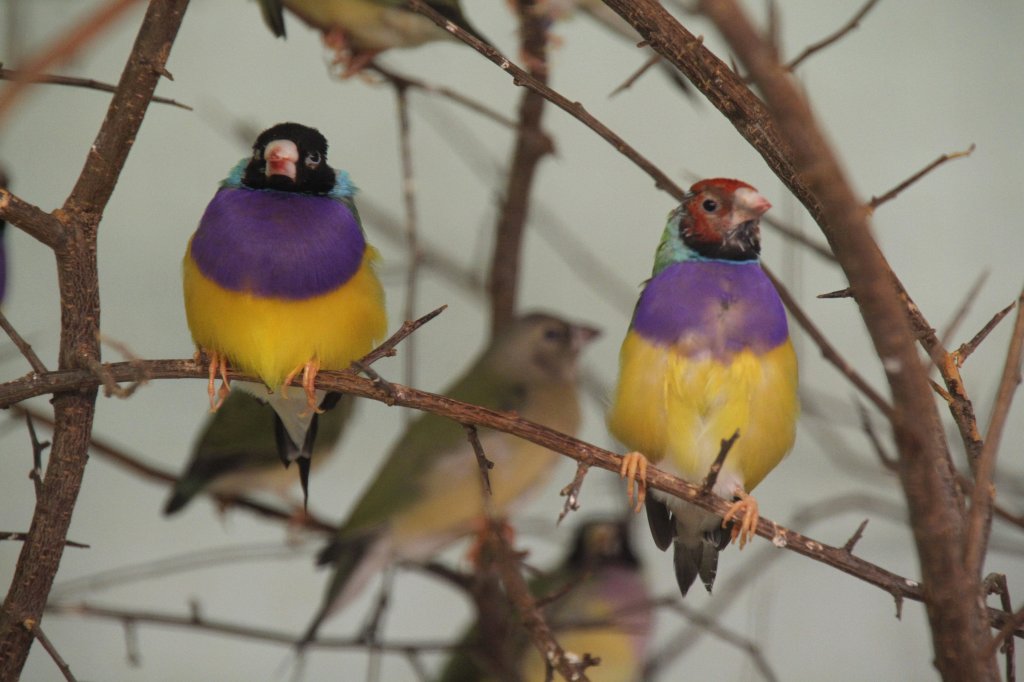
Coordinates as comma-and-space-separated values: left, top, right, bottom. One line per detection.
183, 246, 387, 389
608, 331, 798, 494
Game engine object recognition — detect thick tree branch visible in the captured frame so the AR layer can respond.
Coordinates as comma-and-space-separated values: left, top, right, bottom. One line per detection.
487, 0, 552, 337
0, 2, 190, 678
689, 1, 993, 678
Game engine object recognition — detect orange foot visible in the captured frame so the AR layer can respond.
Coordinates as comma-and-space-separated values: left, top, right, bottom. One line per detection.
722, 489, 759, 550
619, 451, 649, 514
283, 358, 323, 415
202, 349, 231, 411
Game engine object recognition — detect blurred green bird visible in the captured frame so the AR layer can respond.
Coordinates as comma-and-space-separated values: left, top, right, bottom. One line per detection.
163, 390, 353, 515
257, 0, 490, 75
437, 517, 653, 682
299, 312, 599, 646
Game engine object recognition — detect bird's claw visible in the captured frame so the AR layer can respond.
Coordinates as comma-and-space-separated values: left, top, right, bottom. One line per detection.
619, 451, 648, 514
723, 490, 759, 549
284, 359, 324, 416
205, 350, 231, 411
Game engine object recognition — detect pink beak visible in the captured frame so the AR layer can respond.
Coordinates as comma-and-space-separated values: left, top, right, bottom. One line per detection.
264, 139, 298, 180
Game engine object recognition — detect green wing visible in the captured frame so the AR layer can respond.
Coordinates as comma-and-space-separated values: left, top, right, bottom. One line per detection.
337, 358, 524, 534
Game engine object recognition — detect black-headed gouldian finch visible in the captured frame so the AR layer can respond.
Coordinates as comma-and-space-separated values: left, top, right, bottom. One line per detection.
437, 517, 653, 682
607, 178, 798, 596
257, 0, 489, 76
182, 122, 387, 505
300, 312, 599, 646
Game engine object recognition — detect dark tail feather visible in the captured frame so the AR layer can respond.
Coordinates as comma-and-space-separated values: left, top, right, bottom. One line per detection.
162, 489, 193, 516
644, 496, 675, 551
673, 525, 731, 596
273, 393, 344, 508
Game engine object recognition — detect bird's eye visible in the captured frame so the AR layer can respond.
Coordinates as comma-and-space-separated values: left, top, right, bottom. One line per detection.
702, 199, 719, 212
305, 150, 322, 168
544, 327, 567, 342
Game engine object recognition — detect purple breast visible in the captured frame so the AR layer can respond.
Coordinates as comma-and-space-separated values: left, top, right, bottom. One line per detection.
631, 260, 788, 355
189, 187, 366, 299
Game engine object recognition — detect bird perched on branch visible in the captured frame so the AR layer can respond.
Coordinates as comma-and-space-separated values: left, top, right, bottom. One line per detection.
607, 178, 798, 596
437, 517, 653, 682
163, 390, 353, 516
299, 313, 599, 647
257, 0, 490, 76
183, 122, 386, 505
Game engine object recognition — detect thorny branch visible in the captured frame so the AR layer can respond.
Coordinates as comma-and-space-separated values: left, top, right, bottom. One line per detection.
1, 357, 1020, 639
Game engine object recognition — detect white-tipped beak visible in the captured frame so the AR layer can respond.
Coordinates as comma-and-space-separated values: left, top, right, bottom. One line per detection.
264, 139, 299, 180
734, 187, 772, 221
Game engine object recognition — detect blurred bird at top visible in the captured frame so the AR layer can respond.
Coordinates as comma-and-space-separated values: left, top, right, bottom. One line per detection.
437, 517, 653, 682
257, 0, 490, 76
163, 390, 354, 516
182, 122, 387, 504
536, 0, 693, 98
299, 313, 598, 646
607, 178, 798, 596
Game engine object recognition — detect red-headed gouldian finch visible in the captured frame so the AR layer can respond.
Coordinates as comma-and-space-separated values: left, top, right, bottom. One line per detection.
607, 178, 798, 596
162, 391, 353, 515
299, 313, 599, 646
182, 122, 387, 505
257, 0, 490, 76
436, 517, 653, 682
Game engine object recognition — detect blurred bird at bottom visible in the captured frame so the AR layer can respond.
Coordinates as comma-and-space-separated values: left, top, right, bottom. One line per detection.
163, 390, 354, 515
436, 518, 652, 682
299, 313, 599, 647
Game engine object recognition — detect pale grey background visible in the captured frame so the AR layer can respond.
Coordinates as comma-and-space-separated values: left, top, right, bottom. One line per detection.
1, 1, 1022, 680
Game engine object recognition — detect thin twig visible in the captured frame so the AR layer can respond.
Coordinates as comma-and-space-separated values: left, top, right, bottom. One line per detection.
464, 425, 495, 499
983, 574, 1017, 680
766, 268, 893, 418
0, 309, 48, 373
44, 602, 460, 653
940, 270, 990, 349
0, 66, 191, 110
841, 519, 870, 554
857, 402, 897, 470
868, 144, 976, 211
557, 462, 590, 524
0, 533, 88, 549
964, 286, 1024, 578
786, 0, 882, 71
24, 412, 49, 499
393, 82, 421, 409
955, 299, 1018, 367
0, 0, 144, 125
485, 521, 593, 682
369, 64, 517, 130
22, 619, 76, 682
406, 0, 687, 202
700, 429, 740, 494
487, 0, 553, 336
609, 52, 664, 97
